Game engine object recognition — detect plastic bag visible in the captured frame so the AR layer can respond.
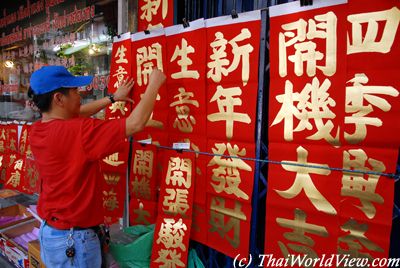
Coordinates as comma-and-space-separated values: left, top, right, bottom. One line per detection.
110, 224, 154, 268
110, 224, 205, 268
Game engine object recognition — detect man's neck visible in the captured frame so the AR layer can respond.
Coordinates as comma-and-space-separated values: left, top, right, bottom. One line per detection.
41, 111, 69, 122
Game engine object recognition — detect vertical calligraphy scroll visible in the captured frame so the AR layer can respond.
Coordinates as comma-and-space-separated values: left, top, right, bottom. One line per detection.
138, 0, 174, 31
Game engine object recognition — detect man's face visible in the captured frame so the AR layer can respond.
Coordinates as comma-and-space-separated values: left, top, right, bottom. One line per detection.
64, 88, 81, 118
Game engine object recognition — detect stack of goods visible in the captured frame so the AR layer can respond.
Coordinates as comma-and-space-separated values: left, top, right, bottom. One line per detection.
12, 227, 40, 250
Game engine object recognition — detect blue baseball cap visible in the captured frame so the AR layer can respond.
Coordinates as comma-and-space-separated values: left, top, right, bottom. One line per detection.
30, 66, 93, 95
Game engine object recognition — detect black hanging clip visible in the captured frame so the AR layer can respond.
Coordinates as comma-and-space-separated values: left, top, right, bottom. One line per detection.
182, 18, 190, 28
144, 29, 150, 35
175, 149, 183, 154
117, 34, 121, 38
231, 9, 238, 19
300, 0, 313, 7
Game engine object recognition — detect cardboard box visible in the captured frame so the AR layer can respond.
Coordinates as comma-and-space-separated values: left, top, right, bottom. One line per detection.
28, 240, 46, 268
0, 219, 39, 268
0, 204, 33, 229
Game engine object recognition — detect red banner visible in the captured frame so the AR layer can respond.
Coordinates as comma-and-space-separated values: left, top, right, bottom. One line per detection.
129, 198, 158, 225
106, 32, 133, 120
138, 0, 174, 31
165, 19, 207, 139
269, 1, 347, 147
266, 143, 342, 258
100, 145, 128, 221
130, 143, 158, 201
206, 11, 261, 144
151, 151, 195, 268
267, 0, 399, 262
345, 0, 400, 147
131, 28, 168, 144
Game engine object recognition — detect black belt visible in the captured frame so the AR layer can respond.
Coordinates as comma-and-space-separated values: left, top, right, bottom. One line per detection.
47, 217, 100, 232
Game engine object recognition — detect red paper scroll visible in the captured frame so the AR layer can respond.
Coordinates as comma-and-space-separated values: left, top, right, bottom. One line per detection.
138, 0, 174, 31
165, 20, 208, 225
151, 151, 195, 268
130, 143, 158, 201
338, 146, 397, 259
4, 123, 21, 191
266, 142, 342, 258
345, 0, 400, 147
201, 10, 261, 258
0, 123, 7, 184
131, 28, 168, 144
106, 33, 133, 119
267, 0, 399, 263
165, 19, 207, 138
100, 145, 128, 221
269, 1, 347, 147
206, 11, 261, 143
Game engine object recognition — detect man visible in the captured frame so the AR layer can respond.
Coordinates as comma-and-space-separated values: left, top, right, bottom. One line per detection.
28, 65, 166, 267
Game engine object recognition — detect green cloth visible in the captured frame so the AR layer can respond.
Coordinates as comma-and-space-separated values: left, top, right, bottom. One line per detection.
110, 224, 205, 268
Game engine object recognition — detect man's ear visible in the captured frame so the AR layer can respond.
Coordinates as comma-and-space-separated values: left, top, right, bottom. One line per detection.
53, 92, 65, 107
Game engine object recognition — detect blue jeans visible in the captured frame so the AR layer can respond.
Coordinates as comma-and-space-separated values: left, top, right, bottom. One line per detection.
39, 221, 101, 268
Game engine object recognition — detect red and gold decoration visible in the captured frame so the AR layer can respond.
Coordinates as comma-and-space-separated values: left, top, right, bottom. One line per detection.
107, 32, 133, 119
150, 151, 195, 268
138, 0, 174, 31
204, 10, 261, 258
131, 27, 168, 145
267, 0, 399, 262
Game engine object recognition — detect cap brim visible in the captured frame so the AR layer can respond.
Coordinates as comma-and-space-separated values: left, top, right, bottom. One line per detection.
62, 76, 93, 88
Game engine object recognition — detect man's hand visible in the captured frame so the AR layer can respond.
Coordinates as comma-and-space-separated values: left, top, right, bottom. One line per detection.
148, 69, 166, 90
114, 78, 135, 102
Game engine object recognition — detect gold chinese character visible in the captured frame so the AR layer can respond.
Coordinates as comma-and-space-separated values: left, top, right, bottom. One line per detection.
19, 129, 27, 154
208, 143, 251, 200
26, 167, 39, 188
133, 202, 151, 225
154, 249, 185, 268
103, 189, 119, 211
279, 12, 337, 77
0, 155, 3, 168
0, 141, 4, 153
109, 102, 128, 115
338, 219, 383, 260
0, 129, 5, 140
131, 176, 151, 199
156, 218, 187, 251
277, 209, 328, 260
348, 7, 400, 54
103, 152, 125, 167
140, 0, 168, 23
207, 29, 253, 85
342, 149, 385, 219
112, 66, 128, 89
9, 154, 16, 165
170, 87, 199, 133
162, 188, 189, 216
6, 170, 21, 188
133, 150, 154, 177
103, 172, 121, 185
271, 77, 340, 145
275, 146, 337, 214
345, 73, 399, 144
10, 138, 16, 151
165, 157, 192, 188
14, 159, 23, 171
207, 85, 251, 140
115, 45, 128, 64
209, 196, 246, 248
170, 38, 199, 79
137, 43, 163, 86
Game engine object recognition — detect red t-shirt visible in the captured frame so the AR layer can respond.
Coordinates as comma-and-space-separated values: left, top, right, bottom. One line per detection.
30, 117, 126, 229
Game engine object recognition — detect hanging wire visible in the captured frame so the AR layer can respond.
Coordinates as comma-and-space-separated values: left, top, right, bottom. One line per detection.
132, 140, 400, 180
